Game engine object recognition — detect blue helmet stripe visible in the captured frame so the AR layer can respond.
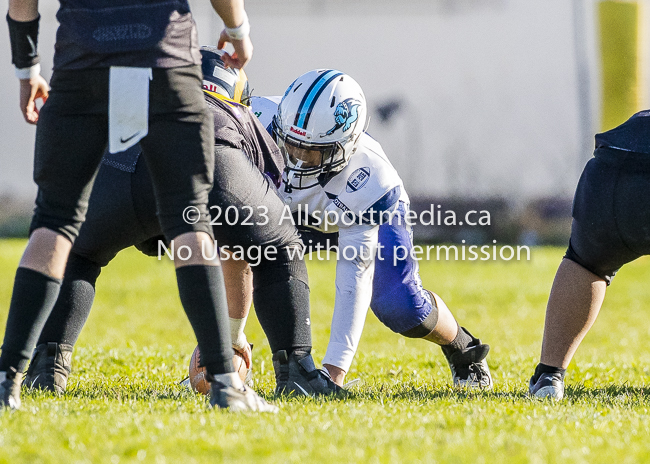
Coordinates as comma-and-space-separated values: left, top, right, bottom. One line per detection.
294, 70, 343, 129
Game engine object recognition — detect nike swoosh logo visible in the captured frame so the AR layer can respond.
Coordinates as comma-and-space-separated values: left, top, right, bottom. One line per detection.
28, 374, 40, 388
292, 382, 310, 396
27, 36, 37, 57
343, 378, 360, 389
120, 132, 139, 144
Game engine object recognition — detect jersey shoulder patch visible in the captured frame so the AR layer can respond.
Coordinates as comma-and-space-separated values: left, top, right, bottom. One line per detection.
345, 167, 371, 193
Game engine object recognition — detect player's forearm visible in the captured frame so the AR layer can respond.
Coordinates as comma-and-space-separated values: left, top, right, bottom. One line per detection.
323, 274, 373, 370
8, 0, 38, 21
322, 228, 378, 371
221, 253, 251, 350
209, 0, 247, 29
7, 0, 42, 81
212, 0, 252, 69
221, 253, 252, 320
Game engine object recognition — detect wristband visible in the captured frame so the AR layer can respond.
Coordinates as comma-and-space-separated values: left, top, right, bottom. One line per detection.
15, 63, 41, 80
229, 316, 248, 349
225, 13, 250, 40
6, 13, 40, 69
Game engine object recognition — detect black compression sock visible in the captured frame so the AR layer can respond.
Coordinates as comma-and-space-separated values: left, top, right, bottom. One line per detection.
175, 265, 233, 376
37, 253, 101, 347
253, 279, 312, 353
0, 267, 62, 372
440, 324, 473, 359
532, 363, 566, 383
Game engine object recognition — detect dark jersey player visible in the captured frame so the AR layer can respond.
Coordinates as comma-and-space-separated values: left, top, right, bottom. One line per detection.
0, 0, 274, 412
529, 110, 650, 400
20, 47, 342, 400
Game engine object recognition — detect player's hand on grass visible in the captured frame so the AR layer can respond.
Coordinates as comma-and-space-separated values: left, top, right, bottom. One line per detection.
19, 74, 49, 124
217, 30, 253, 69
323, 363, 346, 387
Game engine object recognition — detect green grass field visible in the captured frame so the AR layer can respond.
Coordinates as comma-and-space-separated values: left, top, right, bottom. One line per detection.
1, 239, 650, 463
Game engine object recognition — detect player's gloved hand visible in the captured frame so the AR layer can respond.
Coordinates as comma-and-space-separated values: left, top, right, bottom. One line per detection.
217, 30, 253, 69
19, 74, 49, 124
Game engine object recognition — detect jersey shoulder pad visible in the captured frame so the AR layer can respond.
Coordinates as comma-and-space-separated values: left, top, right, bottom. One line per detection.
325, 137, 403, 224
250, 96, 281, 135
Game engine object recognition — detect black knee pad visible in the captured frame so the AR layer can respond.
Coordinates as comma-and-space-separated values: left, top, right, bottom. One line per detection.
399, 293, 439, 339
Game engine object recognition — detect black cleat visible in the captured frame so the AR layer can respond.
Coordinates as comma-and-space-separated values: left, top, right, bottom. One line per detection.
272, 350, 343, 396
529, 372, 564, 400
23, 342, 73, 395
442, 328, 493, 389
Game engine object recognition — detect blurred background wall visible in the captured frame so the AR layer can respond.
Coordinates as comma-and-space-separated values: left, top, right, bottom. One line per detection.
0, 0, 646, 242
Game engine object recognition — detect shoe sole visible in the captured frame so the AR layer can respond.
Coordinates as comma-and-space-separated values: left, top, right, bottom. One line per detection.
226, 400, 279, 413
532, 385, 564, 400
455, 381, 493, 390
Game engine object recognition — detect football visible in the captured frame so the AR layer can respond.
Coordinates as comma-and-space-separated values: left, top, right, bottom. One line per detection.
188, 345, 250, 395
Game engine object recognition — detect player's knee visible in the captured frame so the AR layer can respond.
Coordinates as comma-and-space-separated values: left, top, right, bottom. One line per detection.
252, 244, 308, 289
371, 292, 438, 336
65, 252, 103, 285
564, 241, 615, 285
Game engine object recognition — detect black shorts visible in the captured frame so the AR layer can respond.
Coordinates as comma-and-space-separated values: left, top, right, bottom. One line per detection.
73, 145, 298, 268
565, 146, 650, 284
31, 66, 214, 243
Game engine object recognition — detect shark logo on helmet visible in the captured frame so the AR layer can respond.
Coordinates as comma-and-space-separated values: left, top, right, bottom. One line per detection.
321, 98, 361, 137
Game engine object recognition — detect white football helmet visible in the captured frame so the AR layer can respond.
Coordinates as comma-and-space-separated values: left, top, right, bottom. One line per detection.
273, 69, 367, 190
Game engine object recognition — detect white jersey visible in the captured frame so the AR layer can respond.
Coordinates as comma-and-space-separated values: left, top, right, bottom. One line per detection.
250, 95, 281, 133
252, 96, 409, 372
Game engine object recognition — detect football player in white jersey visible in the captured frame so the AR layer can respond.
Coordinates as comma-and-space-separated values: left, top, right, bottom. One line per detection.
240, 70, 493, 389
